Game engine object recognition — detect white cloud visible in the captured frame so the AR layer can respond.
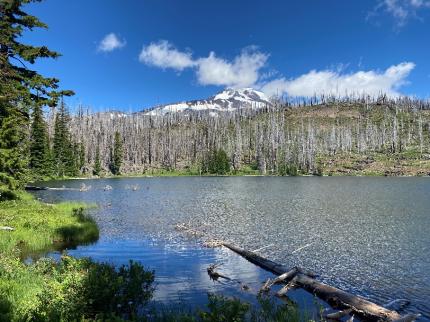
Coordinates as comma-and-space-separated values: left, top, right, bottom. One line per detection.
260, 62, 415, 98
98, 33, 126, 52
196, 49, 268, 88
138, 40, 415, 98
373, 0, 430, 26
138, 40, 195, 71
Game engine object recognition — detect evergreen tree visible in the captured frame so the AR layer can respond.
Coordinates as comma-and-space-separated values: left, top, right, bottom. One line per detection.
78, 141, 85, 172
204, 149, 230, 175
0, 0, 73, 191
53, 99, 77, 177
29, 102, 50, 177
110, 132, 123, 175
93, 145, 101, 176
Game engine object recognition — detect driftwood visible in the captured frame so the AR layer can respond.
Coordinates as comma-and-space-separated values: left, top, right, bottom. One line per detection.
260, 278, 273, 293
207, 264, 231, 281
222, 242, 410, 322
276, 276, 298, 297
325, 308, 353, 319
0, 226, 14, 231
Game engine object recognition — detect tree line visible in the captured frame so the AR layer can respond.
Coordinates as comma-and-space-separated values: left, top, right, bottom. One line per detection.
59, 95, 430, 176
2, 0, 430, 197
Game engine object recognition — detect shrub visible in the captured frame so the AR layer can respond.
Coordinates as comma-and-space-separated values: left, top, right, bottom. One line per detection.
0, 189, 18, 201
203, 149, 230, 175
278, 162, 299, 176
199, 294, 249, 322
30, 256, 154, 321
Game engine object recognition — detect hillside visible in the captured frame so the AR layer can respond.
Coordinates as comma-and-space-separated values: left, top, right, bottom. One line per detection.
64, 91, 430, 177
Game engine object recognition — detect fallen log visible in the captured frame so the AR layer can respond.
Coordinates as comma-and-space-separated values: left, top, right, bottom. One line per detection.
276, 276, 298, 297
222, 242, 407, 322
25, 186, 47, 191
325, 308, 353, 320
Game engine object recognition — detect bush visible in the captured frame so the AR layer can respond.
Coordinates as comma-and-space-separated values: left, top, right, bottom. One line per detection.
313, 164, 324, 176
278, 162, 299, 176
0, 189, 18, 201
29, 256, 154, 321
198, 294, 249, 322
203, 149, 230, 175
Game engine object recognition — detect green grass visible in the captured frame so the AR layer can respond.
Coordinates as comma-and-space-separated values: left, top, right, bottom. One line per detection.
0, 193, 98, 255
0, 193, 101, 321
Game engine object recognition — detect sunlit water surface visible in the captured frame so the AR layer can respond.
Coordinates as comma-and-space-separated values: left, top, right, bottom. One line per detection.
33, 177, 430, 319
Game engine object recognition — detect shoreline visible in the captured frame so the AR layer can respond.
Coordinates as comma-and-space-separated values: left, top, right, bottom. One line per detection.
31, 172, 430, 184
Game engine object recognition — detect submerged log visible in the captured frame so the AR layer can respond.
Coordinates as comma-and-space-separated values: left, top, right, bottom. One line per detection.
207, 264, 231, 281
392, 314, 421, 322
222, 242, 407, 322
25, 186, 47, 191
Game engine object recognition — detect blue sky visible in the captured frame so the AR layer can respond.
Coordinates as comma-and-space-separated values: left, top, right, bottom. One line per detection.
22, 0, 430, 112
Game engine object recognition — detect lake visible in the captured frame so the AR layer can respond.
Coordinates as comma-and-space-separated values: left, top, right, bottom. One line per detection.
32, 177, 430, 319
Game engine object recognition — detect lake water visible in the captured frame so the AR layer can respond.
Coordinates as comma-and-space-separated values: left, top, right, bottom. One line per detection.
32, 177, 430, 319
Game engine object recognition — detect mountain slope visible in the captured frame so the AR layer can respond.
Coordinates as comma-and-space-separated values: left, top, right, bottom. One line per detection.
144, 88, 272, 116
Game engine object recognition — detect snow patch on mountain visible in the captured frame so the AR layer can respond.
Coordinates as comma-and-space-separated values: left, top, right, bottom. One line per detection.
144, 88, 271, 116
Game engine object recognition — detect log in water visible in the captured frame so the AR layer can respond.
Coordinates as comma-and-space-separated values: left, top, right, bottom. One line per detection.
222, 242, 416, 322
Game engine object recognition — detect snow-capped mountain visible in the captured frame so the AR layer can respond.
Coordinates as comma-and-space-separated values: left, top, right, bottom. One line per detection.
144, 88, 272, 116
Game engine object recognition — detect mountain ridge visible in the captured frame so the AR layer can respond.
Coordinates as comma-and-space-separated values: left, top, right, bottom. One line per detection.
143, 88, 272, 116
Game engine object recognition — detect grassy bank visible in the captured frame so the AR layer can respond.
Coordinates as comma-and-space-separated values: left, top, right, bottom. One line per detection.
0, 193, 98, 255
0, 193, 155, 321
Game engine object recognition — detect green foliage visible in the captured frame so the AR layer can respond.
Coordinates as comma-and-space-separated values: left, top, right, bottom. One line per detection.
0, 194, 154, 322
251, 295, 302, 322
199, 294, 249, 322
53, 100, 79, 177
312, 163, 323, 177
30, 256, 154, 321
148, 294, 312, 322
0, 193, 97, 254
93, 145, 102, 176
55, 207, 99, 246
278, 162, 299, 176
0, 106, 29, 190
203, 149, 230, 175
29, 103, 51, 178
78, 141, 85, 171
0, 255, 154, 322
111, 131, 123, 175
0, 0, 74, 190
0, 188, 18, 201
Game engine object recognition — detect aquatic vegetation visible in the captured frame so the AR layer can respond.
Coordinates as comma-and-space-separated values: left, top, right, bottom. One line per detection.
147, 294, 312, 322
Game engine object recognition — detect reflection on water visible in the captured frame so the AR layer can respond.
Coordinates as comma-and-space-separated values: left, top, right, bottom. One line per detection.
48, 239, 276, 307
34, 177, 430, 319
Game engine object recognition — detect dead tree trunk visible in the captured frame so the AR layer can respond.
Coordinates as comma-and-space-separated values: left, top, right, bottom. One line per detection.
222, 242, 408, 322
